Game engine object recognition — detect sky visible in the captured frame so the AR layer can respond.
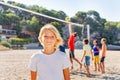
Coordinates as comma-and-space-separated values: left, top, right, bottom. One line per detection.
4, 0, 120, 22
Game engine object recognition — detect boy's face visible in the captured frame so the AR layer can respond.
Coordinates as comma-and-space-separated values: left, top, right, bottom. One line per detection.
93, 41, 97, 45
82, 41, 85, 45
101, 39, 105, 44
41, 29, 57, 48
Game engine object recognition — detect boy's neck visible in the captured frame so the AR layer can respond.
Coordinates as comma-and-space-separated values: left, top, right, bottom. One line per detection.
102, 43, 106, 45
42, 48, 56, 55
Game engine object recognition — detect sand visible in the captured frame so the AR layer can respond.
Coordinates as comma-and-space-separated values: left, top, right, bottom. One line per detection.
0, 49, 120, 80
0, 45, 10, 51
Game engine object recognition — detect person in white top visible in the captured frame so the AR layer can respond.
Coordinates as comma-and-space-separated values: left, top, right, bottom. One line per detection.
28, 24, 71, 80
81, 39, 93, 77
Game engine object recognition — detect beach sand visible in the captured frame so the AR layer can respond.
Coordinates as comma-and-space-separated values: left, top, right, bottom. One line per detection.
0, 49, 120, 80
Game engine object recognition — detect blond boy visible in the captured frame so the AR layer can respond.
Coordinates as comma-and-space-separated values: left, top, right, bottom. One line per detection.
100, 38, 107, 74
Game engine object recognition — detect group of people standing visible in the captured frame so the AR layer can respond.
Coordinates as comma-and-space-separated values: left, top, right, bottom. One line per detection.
68, 24, 107, 77
28, 23, 107, 80
66, 23, 107, 77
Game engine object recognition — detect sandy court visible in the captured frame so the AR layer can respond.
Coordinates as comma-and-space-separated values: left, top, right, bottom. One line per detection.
0, 49, 120, 80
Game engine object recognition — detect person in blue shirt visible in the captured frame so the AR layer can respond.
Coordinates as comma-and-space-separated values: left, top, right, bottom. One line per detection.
59, 40, 66, 53
92, 39, 100, 72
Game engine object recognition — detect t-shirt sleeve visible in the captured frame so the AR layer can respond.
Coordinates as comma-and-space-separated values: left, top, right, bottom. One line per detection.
62, 54, 72, 69
89, 45, 91, 50
28, 54, 37, 72
83, 46, 86, 51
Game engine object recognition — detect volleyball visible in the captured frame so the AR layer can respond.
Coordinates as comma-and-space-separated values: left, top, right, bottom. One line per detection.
65, 17, 71, 22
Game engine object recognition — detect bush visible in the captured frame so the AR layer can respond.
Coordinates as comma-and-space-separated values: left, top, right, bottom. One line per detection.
8, 38, 24, 45
23, 38, 34, 44
8, 38, 34, 45
0, 41, 11, 48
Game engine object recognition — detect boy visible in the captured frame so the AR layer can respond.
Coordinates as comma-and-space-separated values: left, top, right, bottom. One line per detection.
68, 23, 82, 70
59, 40, 66, 53
92, 40, 100, 72
81, 39, 93, 77
28, 24, 71, 80
100, 38, 107, 74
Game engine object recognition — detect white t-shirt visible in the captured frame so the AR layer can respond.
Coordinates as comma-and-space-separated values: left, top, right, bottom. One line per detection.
83, 44, 91, 56
28, 50, 71, 80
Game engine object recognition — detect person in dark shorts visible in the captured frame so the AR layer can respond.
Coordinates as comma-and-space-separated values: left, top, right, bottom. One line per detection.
100, 38, 107, 74
68, 23, 82, 70
100, 57, 105, 62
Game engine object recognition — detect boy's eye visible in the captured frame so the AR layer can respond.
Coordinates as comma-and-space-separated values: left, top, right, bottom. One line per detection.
50, 36, 54, 38
44, 36, 48, 38
44, 36, 55, 39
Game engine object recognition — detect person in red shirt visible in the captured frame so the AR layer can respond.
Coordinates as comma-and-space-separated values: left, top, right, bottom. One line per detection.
68, 23, 82, 70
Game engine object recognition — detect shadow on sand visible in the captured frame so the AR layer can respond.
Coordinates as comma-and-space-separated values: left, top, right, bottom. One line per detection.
70, 69, 120, 80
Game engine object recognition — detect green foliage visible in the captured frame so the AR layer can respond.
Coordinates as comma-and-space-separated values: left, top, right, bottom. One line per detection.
8, 38, 34, 45
26, 16, 43, 35
8, 38, 24, 45
0, 13, 7, 24
87, 10, 100, 20
117, 22, 120, 29
0, 41, 11, 48
56, 11, 67, 20
50, 22, 63, 36
74, 27, 82, 38
24, 38, 34, 43
5, 13, 20, 24
75, 11, 87, 24
0, 1, 120, 45
103, 22, 119, 44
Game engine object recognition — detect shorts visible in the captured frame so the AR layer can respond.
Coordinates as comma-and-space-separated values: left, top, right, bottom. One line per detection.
69, 50, 75, 58
84, 56, 90, 66
94, 56, 100, 63
100, 57, 105, 62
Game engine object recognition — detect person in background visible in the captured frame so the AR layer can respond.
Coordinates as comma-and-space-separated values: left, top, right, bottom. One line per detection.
28, 24, 71, 80
81, 39, 93, 77
92, 39, 100, 72
100, 38, 107, 74
68, 23, 82, 70
59, 40, 66, 53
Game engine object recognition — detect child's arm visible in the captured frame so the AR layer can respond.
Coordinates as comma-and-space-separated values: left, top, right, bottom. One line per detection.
68, 23, 73, 36
81, 50, 86, 62
97, 46, 100, 52
93, 46, 100, 53
31, 71, 37, 80
63, 68, 70, 80
90, 50, 93, 60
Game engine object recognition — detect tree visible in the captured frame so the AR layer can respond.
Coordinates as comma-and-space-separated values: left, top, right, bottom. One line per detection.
56, 11, 67, 20
50, 22, 63, 36
26, 16, 42, 35
75, 11, 87, 24
87, 10, 100, 21
0, 13, 6, 24
117, 22, 120, 29
104, 22, 118, 44
5, 13, 21, 34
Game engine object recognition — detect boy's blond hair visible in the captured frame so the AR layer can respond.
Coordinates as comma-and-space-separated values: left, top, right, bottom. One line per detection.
38, 24, 62, 49
102, 38, 106, 43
